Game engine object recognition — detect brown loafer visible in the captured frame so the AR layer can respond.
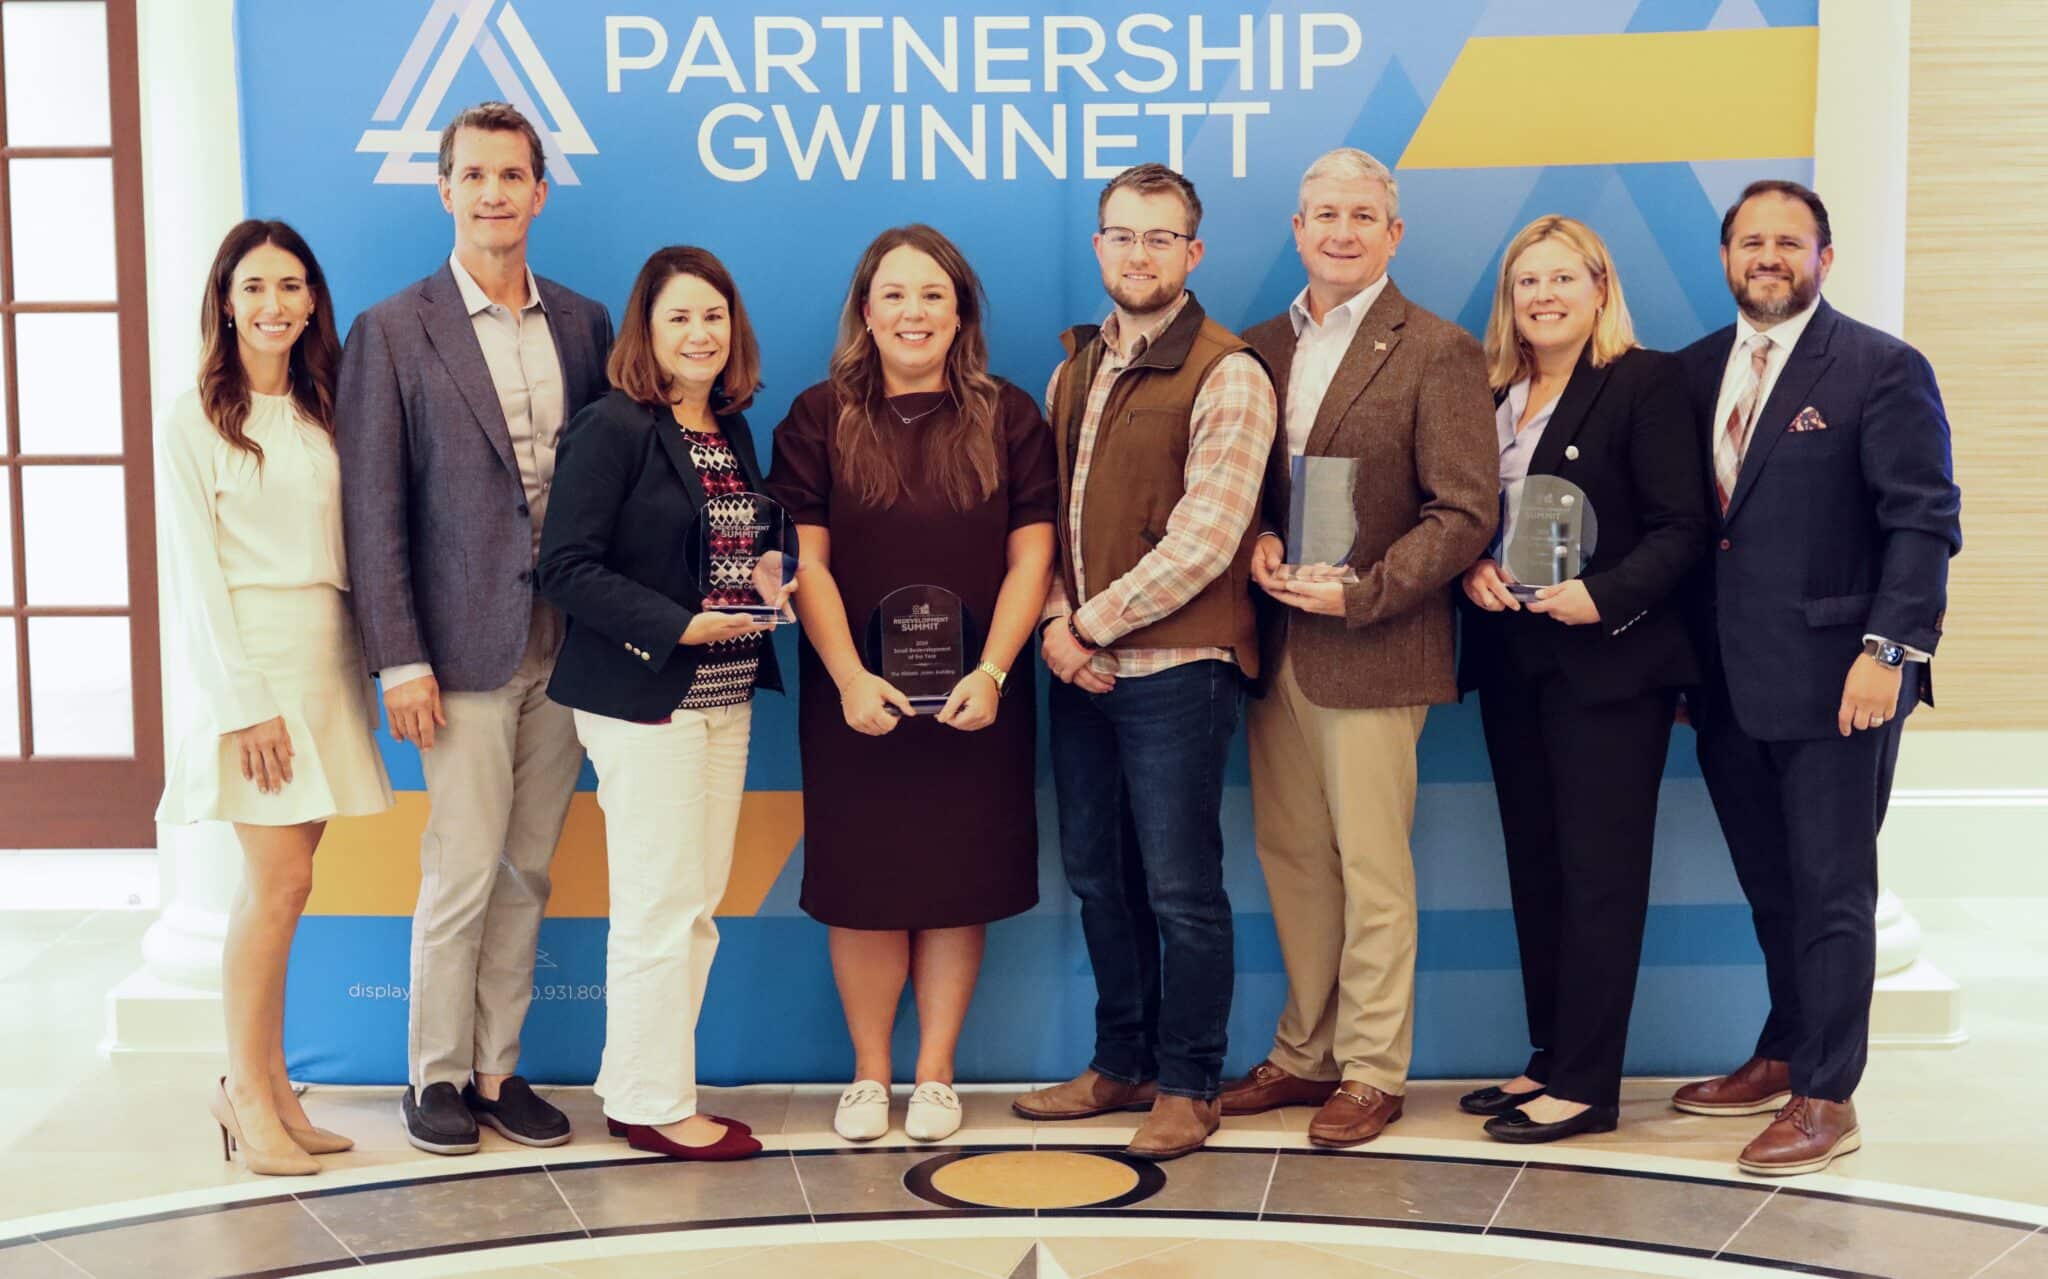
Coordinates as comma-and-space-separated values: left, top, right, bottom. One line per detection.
1124, 1094, 1219, 1161
1219, 1060, 1339, 1116
1307, 1082, 1403, 1148
1012, 1069, 1158, 1121
1673, 1055, 1792, 1117
1738, 1096, 1861, 1176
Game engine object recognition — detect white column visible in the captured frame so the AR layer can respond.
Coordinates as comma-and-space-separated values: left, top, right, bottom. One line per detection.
1814, 0, 1964, 1045
103, 0, 246, 1054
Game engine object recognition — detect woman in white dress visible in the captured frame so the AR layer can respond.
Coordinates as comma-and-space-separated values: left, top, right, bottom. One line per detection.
157, 220, 393, 1176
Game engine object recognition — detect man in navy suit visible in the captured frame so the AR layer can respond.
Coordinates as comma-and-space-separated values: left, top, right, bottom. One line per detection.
340, 103, 613, 1156
1672, 180, 1961, 1176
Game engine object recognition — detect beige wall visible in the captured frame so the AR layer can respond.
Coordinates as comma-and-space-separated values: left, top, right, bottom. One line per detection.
1905, 3, 2048, 730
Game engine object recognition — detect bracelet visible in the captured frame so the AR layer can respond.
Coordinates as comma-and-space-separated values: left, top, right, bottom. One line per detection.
1067, 616, 1098, 651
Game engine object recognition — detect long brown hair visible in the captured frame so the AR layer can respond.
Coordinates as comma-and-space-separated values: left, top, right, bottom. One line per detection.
198, 219, 340, 461
607, 245, 760, 414
828, 225, 1000, 511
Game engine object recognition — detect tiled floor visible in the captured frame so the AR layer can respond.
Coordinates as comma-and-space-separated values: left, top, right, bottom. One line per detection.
1, 901, 2045, 1278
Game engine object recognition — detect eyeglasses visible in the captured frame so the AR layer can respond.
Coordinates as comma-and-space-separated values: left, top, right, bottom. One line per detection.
1099, 227, 1195, 253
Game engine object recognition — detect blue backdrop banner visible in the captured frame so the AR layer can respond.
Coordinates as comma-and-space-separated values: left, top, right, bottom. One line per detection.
235, 0, 1821, 1085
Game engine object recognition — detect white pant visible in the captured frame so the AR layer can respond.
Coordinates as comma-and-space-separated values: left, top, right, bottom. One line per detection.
575, 702, 752, 1125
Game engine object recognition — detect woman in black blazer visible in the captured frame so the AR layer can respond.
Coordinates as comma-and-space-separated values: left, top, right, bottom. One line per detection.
536, 246, 789, 1163
1454, 216, 1710, 1143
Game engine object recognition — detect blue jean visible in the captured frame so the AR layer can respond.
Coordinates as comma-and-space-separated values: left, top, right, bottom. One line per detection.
1048, 659, 1242, 1099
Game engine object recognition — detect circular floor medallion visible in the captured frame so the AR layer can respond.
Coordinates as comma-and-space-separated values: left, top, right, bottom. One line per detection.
905, 1149, 1166, 1211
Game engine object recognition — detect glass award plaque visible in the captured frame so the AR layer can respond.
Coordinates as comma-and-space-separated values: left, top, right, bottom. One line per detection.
1278, 454, 1360, 584
686, 490, 797, 625
864, 585, 969, 714
1501, 475, 1599, 601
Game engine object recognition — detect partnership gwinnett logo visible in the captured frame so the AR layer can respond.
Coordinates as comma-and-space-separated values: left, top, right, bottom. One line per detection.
358, 0, 596, 185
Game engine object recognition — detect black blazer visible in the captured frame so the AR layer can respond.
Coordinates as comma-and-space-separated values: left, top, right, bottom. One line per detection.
536, 388, 786, 721
1676, 300, 1962, 742
1459, 347, 1710, 704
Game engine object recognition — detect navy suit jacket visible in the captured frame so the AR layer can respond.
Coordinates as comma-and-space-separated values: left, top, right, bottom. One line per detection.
1677, 300, 1961, 742
338, 264, 614, 693
536, 390, 787, 721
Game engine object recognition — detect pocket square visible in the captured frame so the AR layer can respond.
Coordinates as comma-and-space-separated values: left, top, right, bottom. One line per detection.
1788, 406, 1829, 432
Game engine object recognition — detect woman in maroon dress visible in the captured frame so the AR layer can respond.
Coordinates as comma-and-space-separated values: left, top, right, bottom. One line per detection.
767, 225, 1056, 1143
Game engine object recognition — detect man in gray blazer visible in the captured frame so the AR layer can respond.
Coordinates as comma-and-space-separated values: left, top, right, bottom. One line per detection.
339, 102, 613, 1156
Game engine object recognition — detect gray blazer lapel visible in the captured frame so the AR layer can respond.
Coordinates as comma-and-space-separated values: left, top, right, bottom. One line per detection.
1304, 281, 1407, 458
536, 275, 593, 396
417, 267, 518, 478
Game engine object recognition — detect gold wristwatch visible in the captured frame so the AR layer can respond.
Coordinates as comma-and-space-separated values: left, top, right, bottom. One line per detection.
976, 660, 1008, 693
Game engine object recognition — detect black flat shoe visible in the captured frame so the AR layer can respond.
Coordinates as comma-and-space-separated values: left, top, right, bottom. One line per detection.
1459, 1084, 1548, 1116
464, 1077, 571, 1148
1483, 1102, 1619, 1144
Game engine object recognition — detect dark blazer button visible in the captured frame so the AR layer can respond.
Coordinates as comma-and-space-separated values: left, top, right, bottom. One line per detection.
518, 504, 530, 517
1719, 538, 1732, 551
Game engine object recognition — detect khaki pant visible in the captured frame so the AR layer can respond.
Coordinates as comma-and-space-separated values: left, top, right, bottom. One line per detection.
1247, 652, 1427, 1095
408, 605, 583, 1092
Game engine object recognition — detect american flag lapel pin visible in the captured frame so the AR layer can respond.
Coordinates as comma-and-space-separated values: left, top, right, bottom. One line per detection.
1374, 340, 1388, 351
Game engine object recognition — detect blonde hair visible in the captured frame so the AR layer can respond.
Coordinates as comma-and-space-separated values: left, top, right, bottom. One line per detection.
1482, 215, 1637, 390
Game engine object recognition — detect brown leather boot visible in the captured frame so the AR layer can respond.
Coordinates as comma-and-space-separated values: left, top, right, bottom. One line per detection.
1218, 1061, 1340, 1116
1011, 1069, 1158, 1121
1124, 1094, 1220, 1161
1672, 1055, 1792, 1116
1306, 1082, 1403, 1148
1737, 1096, 1861, 1176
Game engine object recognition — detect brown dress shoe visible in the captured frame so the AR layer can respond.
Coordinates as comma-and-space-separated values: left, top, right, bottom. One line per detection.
1219, 1061, 1340, 1116
1738, 1096, 1861, 1176
1672, 1055, 1792, 1116
1307, 1082, 1403, 1148
1012, 1069, 1158, 1121
1124, 1094, 1219, 1161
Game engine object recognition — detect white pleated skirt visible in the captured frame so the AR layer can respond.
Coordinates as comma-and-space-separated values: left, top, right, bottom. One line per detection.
157, 586, 395, 827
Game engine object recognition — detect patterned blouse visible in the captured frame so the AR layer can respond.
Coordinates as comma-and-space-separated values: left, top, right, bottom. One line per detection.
677, 426, 763, 710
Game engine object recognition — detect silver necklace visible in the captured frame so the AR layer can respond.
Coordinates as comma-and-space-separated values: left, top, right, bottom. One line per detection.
888, 394, 949, 425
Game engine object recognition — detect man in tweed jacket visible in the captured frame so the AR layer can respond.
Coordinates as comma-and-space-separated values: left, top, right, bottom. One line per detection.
1221, 149, 1497, 1147
338, 104, 612, 1157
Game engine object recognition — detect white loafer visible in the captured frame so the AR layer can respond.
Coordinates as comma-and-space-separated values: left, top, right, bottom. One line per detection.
834, 1079, 891, 1141
906, 1081, 962, 1141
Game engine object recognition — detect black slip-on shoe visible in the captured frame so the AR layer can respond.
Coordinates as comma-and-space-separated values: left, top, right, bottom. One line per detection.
464, 1076, 572, 1148
403, 1082, 481, 1155
1483, 1102, 1620, 1144
1459, 1084, 1549, 1116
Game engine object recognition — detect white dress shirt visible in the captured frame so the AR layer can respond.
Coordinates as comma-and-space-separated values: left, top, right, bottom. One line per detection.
1283, 274, 1391, 456
1712, 299, 1927, 662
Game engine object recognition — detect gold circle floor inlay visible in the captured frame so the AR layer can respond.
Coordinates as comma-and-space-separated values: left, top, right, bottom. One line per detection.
927, 1151, 1142, 1209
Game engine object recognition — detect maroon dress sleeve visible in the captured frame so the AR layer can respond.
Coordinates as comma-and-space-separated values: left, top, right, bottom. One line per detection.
999, 381, 1059, 529
765, 383, 835, 526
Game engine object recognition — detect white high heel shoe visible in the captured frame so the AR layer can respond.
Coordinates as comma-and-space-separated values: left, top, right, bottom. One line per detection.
834, 1079, 891, 1141
906, 1081, 962, 1141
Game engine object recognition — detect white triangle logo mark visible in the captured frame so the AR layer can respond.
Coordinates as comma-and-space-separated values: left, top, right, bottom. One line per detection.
358, 0, 595, 185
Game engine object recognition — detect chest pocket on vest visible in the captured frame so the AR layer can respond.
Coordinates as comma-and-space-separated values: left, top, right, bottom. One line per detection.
1103, 406, 1190, 536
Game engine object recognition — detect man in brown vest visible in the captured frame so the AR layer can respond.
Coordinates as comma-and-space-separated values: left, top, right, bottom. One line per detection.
1218, 148, 1497, 1146
1010, 164, 1277, 1161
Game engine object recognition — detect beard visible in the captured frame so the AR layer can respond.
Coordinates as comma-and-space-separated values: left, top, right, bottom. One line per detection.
1732, 267, 1818, 324
1104, 273, 1182, 317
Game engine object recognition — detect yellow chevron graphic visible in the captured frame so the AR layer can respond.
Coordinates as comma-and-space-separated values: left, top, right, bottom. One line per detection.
306, 791, 806, 919
1399, 28, 1817, 169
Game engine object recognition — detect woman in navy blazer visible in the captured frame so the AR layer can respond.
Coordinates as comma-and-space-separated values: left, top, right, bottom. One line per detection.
536, 246, 789, 1162
1454, 216, 1710, 1143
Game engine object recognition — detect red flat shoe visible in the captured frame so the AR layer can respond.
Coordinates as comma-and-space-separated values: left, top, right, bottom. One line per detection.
609, 1114, 751, 1139
624, 1121, 761, 1161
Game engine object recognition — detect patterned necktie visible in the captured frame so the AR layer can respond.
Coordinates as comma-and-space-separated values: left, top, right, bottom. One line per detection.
1714, 335, 1773, 513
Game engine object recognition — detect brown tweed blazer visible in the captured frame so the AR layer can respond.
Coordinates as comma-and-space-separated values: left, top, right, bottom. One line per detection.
1243, 279, 1498, 709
